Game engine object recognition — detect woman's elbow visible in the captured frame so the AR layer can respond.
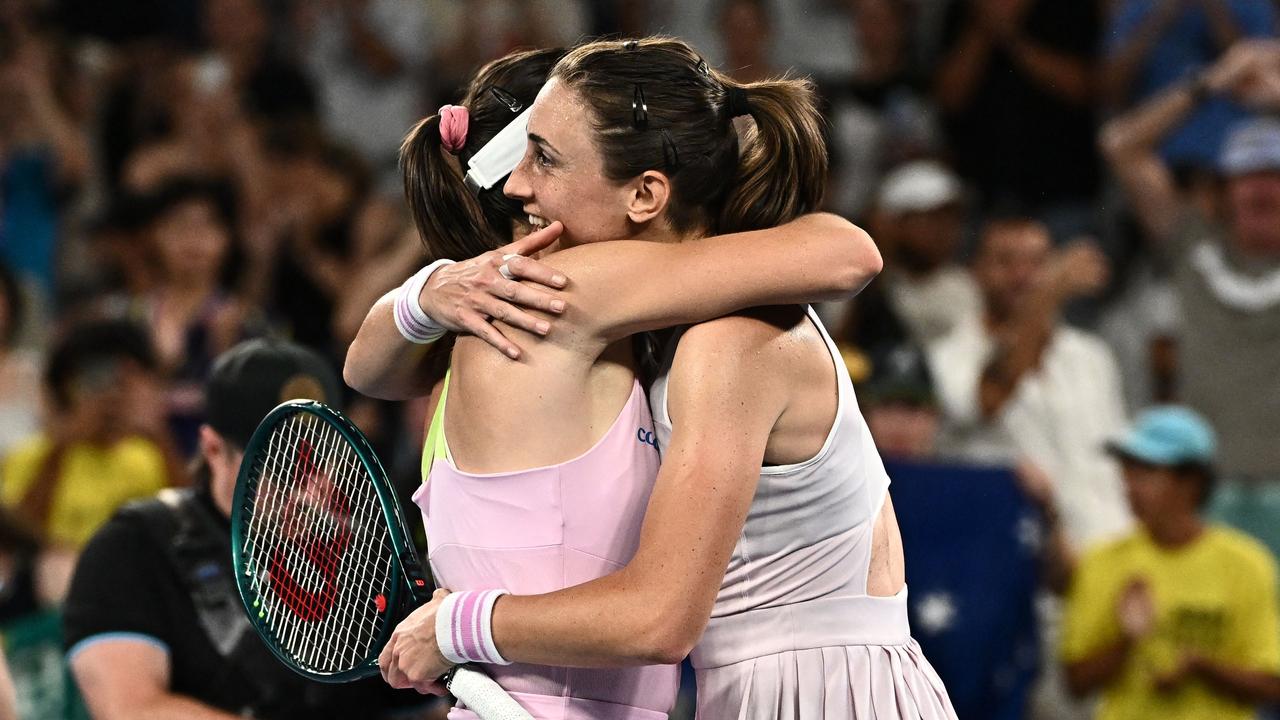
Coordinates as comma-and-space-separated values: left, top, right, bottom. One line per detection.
834, 223, 883, 297
631, 604, 705, 665
341, 350, 372, 396
634, 626, 699, 666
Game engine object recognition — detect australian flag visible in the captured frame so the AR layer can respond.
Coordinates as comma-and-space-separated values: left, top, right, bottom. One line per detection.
888, 460, 1042, 720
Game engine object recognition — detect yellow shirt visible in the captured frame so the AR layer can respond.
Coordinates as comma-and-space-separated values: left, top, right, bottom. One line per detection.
1, 435, 169, 548
1061, 525, 1280, 720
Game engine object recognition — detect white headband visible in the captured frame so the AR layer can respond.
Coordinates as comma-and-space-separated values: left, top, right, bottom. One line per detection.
464, 106, 533, 192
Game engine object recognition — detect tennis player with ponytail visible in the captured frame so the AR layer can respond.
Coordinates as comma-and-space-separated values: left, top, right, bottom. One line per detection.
346, 42, 884, 719
375, 38, 957, 719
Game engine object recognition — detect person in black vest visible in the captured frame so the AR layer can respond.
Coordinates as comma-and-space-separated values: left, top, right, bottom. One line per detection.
62, 338, 433, 719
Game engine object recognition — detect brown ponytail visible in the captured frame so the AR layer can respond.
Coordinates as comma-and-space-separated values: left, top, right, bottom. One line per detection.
400, 115, 493, 261
716, 77, 827, 233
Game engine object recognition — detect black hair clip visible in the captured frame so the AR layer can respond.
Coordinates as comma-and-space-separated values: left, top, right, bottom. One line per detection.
660, 129, 680, 170
695, 56, 710, 76
623, 39, 639, 51
487, 86, 524, 114
632, 84, 648, 129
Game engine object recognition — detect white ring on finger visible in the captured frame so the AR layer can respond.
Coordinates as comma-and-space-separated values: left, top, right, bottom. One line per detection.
498, 253, 520, 281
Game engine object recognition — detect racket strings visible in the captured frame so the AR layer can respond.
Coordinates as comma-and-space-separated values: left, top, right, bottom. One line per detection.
238, 413, 397, 674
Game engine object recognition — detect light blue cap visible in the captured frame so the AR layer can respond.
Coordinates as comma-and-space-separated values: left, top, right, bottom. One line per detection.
1106, 406, 1217, 466
1219, 117, 1280, 176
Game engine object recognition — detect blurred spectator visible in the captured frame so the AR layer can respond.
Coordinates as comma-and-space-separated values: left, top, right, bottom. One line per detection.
294, 0, 433, 186
863, 343, 942, 460
101, 177, 264, 455
863, 343, 1061, 719
1103, 0, 1276, 167
934, 0, 1101, 232
63, 338, 430, 719
656, 0, 855, 82
0, 262, 40, 458
120, 55, 266, 197
1061, 406, 1280, 718
245, 128, 388, 358
1100, 40, 1280, 487
0, 319, 173, 557
422, 0, 588, 105
827, 0, 942, 216
77, 193, 152, 302
717, 0, 775, 82
201, 0, 318, 124
865, 160, 979, 345
0, 6, 92, 302
928, 219, 1130, 551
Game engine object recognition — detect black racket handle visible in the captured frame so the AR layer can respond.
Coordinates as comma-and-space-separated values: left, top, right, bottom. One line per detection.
399, 550, 436, 605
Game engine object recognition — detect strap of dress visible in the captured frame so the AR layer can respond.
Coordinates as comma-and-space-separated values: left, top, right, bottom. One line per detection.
420, 370, 452, 483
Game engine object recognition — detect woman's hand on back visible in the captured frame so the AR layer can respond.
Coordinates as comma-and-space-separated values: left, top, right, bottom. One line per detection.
419, 222, 569, 359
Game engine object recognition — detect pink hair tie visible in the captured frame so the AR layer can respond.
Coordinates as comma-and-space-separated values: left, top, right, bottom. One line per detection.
438, 105, 470, 154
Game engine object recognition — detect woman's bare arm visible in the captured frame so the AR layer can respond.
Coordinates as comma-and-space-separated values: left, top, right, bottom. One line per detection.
543, 212, 881, 346
347, 212, 880, 396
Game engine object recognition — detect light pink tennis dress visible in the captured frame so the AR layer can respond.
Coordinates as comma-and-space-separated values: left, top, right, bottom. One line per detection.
413, 376, 678, 720
649, 308, 957, 720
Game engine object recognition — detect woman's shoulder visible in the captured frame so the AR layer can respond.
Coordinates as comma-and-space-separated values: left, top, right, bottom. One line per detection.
680, 306, 806, 349
669, 307, 814, 385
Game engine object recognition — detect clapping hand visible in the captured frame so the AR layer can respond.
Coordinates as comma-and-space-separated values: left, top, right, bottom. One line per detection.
1117, 577, 1157, 641
1204, 40, 1280, 109
1050, 240, 1111, 300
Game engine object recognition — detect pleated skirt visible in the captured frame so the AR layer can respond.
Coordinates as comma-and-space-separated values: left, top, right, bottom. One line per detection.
694, 639, 958, 720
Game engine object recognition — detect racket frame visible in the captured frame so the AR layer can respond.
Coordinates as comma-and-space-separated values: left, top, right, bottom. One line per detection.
231, 400, 434, 683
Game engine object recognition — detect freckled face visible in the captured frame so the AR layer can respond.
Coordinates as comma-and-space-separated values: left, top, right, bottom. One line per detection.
503, 78, 636, 247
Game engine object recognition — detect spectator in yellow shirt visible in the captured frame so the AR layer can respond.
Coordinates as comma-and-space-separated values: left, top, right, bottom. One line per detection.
1, 319, 174, 554
1061, 406, 1280, 719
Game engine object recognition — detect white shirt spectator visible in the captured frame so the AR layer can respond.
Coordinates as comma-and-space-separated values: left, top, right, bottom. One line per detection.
928, 316, 1132, 550
887, 266, 981, 345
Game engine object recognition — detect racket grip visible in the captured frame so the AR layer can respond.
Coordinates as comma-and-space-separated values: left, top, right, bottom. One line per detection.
448, 666, 533, 720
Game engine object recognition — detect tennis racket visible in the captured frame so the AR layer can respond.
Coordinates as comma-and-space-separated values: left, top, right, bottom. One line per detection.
231, 400, 532, 720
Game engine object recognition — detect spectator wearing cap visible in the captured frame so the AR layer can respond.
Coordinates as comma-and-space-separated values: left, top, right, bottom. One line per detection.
1101, 40, 1280, 491
862, 343, 944, 460
1061, 406, 1280, 719
63, 338, 430, 720
866, 160, 979, 346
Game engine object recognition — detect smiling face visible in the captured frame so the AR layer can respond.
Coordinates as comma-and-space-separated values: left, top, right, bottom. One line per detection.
504, 78, 672, 247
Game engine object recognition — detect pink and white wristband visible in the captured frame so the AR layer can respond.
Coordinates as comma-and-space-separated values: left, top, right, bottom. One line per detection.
393, 259, 454, 344
436, 589, 512, 666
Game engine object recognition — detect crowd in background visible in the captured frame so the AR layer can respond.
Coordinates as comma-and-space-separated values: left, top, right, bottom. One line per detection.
3, 0, 1280, 718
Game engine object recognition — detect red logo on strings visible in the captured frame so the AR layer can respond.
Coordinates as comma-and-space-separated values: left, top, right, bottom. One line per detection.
268, 438, 354, 622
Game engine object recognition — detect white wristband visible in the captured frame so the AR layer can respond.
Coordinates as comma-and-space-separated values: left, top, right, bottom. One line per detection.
394, 259, 455, 344
436, 589, 511, 666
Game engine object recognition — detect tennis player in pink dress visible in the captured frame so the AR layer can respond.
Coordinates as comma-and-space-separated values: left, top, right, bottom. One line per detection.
415, 374, 673, 719
377, 37, 956, 719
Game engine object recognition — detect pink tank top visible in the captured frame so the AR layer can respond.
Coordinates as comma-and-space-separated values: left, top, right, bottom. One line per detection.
412, 377, 678, 720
